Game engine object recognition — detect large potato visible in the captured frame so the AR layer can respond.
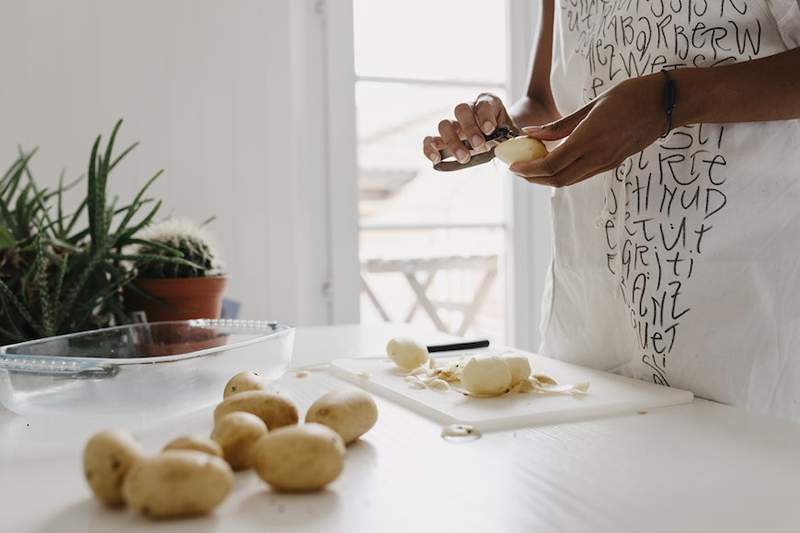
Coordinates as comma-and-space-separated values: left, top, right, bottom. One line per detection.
502, 354, 532, 386
213, 390, 298, 430
83, 429, 145, 506
123, 450, 233, 518
211, 412, 268, 470
252, 423, 345, 492
461, 355, 512, 396
386, 337, 428, 371
162, 435, 223, 458
223, 371, 266, 399
494, 136, 548, 165
305, 389, 378, 444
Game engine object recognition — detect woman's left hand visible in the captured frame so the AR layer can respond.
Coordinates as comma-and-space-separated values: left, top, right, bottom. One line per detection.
510, 74, 667, 187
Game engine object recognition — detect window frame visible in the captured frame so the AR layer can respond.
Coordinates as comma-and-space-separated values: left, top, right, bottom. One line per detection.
324, 0, 548, 350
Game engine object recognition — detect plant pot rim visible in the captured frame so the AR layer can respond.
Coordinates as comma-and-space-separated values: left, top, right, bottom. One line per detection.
134, 275, 227, 284
136, 274, 227, 280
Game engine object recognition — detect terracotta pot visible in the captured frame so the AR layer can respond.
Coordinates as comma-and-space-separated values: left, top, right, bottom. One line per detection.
126, 276, 227, 322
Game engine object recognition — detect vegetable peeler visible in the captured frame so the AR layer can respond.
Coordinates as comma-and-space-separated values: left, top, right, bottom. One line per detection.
433, 125, 519, 172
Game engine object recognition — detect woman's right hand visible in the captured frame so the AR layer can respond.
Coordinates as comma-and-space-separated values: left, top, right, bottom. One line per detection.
422, 93, 516, 165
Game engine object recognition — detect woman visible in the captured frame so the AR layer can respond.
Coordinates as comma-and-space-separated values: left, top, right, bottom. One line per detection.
423, 0, 800, 419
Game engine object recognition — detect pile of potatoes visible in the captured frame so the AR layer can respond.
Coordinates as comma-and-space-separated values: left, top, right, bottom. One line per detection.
83, 370, 378, 519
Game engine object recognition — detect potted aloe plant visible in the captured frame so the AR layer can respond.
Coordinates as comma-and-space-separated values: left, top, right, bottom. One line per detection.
125, 219, 226, 322
0, 120, 195, 345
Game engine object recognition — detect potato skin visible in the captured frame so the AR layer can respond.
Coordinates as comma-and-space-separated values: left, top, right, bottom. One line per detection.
223, 371, 266, 399
305, 389, 378, 444
213, 390, 299, 430
252, 423, 345, 492
123, 450, 233, 518
211, 412, 268, 470
162, 435, 223, 458
83, 429, 145, 506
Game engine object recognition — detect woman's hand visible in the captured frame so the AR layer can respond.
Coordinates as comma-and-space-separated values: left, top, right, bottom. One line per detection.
422, 93, 561, 165
423, 93, 516, 165
511, 74, 665, 187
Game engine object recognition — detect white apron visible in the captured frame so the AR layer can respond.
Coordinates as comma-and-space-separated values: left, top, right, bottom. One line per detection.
540, 0, 800, 420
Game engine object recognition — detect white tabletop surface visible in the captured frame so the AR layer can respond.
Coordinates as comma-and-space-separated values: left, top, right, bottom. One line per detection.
2, 323, 799, 533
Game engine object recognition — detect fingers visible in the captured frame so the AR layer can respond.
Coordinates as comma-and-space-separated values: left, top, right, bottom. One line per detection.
423, 136, 445, 164
523, 102, 594, 141
454, 103, 485, 151
424, 93, 508, 165
473, 93, 503, 134
438, 119, 469, 164
509, 139, 582, 183
513, 151, 621, 188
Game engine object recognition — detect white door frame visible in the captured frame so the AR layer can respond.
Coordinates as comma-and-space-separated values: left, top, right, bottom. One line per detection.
506, 0, 551, 351
298, 0, 361, 325
321, 0, 362, 324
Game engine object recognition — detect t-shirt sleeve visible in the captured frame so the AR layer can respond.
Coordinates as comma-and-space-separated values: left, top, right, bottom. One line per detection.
765, 0, 800, 47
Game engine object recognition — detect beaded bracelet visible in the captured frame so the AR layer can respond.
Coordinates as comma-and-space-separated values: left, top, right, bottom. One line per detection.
661, 69, 677, 136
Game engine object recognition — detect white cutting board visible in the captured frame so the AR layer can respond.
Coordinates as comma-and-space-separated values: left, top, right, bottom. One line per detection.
330, 349, 694, 431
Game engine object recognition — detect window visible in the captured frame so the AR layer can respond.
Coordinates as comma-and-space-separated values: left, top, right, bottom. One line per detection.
354, 0, 512, 341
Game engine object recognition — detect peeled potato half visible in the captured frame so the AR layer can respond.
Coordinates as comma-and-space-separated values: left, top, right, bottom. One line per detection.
494, 136, 547, 165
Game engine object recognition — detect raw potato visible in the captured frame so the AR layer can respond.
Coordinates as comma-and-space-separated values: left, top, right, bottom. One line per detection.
494, 136, 548, 165
214, 390, 299, 430
211, 412, 268, 470
386, 337, 429, 371
305, 389, 378, 444
252, 423, 345, 492
123, 450, 233, 519
83, 429, 145, 506
223, 370, 266, 399
502, 354, 532, 386
461, 355, 513, 396
162, 435, 223, 458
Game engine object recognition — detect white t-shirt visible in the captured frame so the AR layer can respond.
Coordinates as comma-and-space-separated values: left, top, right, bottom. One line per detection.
540, 0, 800, 420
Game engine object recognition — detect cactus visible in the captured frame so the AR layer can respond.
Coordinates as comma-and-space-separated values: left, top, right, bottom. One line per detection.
136, 219, 222, 278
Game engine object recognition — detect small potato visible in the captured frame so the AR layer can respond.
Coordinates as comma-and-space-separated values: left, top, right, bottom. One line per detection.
502, 354, 532, 386
163, 435, 223, 458
123, 450, 233, 519
494, 136, 548, 165
211, 412, 268, 470
83, 429, 145, 506
461, 355, 512, 396
252, 423, 345, 492
305, 389, 378, 444
223, 371, 266, 399
214, 390, 299, 430
386, 337, 428, 371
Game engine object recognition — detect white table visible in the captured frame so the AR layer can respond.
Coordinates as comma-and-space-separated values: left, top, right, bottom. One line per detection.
2, 324, 799, 533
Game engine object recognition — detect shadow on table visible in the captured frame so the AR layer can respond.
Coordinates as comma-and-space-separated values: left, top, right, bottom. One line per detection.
34, 498, 221, 533
238, 488, 340, 527
345, 439, 378, 469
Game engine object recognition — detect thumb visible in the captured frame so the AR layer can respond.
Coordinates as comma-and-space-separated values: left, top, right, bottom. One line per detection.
523, 104, 593, 140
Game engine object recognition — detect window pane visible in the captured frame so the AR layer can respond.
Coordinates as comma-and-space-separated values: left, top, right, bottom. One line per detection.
354, 2, 511, 343
360, 228, 506, 341
353, 0, 507, 83
357, 81, 506, 226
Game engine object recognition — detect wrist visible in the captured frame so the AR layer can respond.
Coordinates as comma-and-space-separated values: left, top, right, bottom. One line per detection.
669, 68, 709, 128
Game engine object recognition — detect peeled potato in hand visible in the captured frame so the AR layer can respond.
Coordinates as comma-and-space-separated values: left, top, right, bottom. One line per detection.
494, 136, 547, 165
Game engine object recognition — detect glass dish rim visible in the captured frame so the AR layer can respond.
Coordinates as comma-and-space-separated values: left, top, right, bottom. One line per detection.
0, 319, 294, 367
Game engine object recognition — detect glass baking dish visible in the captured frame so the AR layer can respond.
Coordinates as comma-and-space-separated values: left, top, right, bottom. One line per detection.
0, 320, 294, 416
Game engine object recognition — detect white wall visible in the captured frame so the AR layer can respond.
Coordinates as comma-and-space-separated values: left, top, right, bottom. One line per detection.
0, 0, 359, 325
